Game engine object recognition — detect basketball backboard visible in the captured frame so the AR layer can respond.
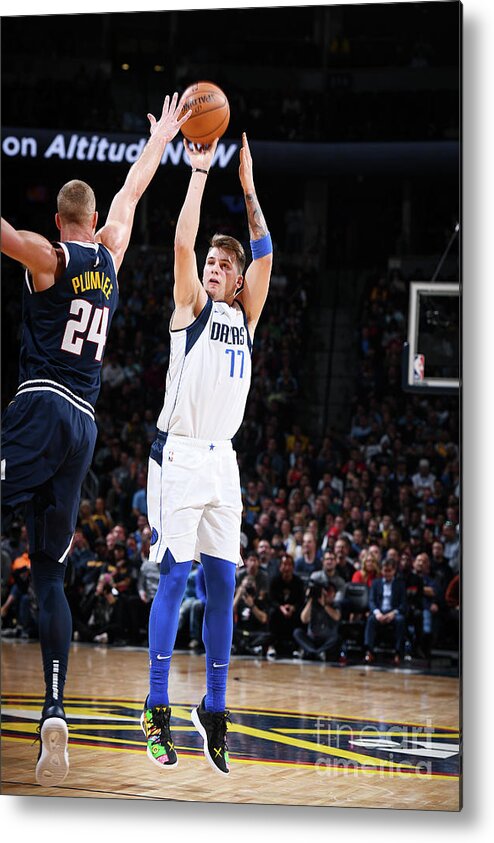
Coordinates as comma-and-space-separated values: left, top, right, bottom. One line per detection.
402, 281, 460, 394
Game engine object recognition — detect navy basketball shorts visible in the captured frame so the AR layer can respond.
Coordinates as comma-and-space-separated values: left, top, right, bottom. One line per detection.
147, 431, 242, 567
1, 389, 97, 563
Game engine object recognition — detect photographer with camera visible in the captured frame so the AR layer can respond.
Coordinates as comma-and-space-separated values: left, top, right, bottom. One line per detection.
73, 572, 128, 645
232, 575, 271, 656
268, 553, 305, 657
293, 580, 342, 661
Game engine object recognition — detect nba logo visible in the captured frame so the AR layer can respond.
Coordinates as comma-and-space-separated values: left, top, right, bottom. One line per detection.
413, 354, 425, 382
168, 451, 174, 462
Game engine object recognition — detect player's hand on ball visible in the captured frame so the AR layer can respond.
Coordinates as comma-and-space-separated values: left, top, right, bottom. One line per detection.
183, 137, 219, 172
239, 132, 255, 193
147, 93, 192, 142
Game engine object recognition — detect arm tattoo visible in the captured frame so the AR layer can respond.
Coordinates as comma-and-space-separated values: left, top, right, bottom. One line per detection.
245, 191, 268, 240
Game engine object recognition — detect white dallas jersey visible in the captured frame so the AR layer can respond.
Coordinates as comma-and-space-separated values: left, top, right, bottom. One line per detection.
156, 296, 252, 440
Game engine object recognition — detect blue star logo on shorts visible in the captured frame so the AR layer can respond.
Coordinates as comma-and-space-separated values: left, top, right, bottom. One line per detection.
150, 528, 159, 545
209, 443, 215, 451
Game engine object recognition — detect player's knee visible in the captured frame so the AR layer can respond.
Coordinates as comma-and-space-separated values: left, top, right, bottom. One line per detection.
30, 551, 66, 584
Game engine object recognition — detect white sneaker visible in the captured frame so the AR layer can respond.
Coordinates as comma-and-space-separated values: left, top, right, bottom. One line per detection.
93, 632, 109, 644
36, 716, 69, 787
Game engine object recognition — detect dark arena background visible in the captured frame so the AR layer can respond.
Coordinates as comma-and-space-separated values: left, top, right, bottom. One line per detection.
1, 2, 461, 812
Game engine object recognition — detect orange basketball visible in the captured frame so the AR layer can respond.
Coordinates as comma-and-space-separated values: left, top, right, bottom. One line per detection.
179, 81, 230, 146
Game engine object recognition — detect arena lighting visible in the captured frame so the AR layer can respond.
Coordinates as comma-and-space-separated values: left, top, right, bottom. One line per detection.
121, 63, 130, 71
154, 65, 165, 72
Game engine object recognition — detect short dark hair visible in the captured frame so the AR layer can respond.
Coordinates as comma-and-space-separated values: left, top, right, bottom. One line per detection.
381, 558, 396, 569
209, 233, 246, 275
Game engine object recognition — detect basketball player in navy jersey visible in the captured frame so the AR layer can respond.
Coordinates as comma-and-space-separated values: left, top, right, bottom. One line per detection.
0, 93, 191, 787
141, 133, 272, 776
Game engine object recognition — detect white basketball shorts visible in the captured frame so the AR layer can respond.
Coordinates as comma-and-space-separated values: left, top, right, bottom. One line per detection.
147, 432, 242, 566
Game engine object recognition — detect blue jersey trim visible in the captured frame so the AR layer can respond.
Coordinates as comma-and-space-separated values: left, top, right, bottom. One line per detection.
185, 296, 213, 356
150, 430, 168, 467
236, 300, 253, 355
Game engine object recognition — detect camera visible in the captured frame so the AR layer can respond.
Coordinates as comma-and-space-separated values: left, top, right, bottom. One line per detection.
306, 582, 322, 601
245, 585, 257, 597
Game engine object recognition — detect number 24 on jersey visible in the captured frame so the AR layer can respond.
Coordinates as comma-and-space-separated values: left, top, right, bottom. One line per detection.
61, 299, 110, 361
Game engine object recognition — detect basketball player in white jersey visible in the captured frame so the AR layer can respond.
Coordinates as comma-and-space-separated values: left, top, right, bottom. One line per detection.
141, 133, 272, 775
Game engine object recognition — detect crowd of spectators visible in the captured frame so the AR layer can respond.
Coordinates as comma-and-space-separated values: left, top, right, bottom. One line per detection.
1, 244, 460, 667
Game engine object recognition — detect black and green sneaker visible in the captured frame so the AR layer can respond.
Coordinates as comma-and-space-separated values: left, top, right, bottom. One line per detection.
191, 696, 231, 776
140, 700, 178, 769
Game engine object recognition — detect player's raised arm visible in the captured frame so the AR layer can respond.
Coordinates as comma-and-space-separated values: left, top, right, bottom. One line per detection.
173, 139, 218, 315
0, 217, 58, 291
95, 93, 191, 272
237, 133, 273, 334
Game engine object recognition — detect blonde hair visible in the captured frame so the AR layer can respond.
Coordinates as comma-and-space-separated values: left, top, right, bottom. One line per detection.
57, 180, 96, 224
209, 233, 246, 275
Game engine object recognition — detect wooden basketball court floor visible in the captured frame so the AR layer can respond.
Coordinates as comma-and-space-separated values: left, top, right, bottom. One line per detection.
1, 640, 460, 810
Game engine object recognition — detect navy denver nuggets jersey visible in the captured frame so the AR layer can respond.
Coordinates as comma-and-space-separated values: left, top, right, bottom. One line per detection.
18, 240, 119, 407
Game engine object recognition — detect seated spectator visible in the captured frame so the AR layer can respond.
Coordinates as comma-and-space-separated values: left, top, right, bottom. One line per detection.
92, 497, 114, 537
310, 550, 346, 595
442, 521, 460, 573
1, 550, 37, 638
178, 563, 206, 652
430, 538, 453, 593
243, 480, 262, 526
74, 573, 128, 644
350, 527, 366, 559
77, 537, 108, 591
294, 531, 322, 581
126, 553, 161, 646
364, 558, 407, 665
78, 499, 101, 549
131, 470, 148, 520
132, 514, 151, 552
292, 526, 304, 559
106, 541, 135, 596
268, 553, 305, 657
68, 530, 94, 574
400, 551, 424, 653
233, 575, 271, 656
293, 581, 341, 661
411, 459, 437, 500
334, 537, 356, 582
236, 552, 269, 598
413, 553, 440, 660
351, 549, 380, 588
256, 538, 280, 581
280, 518, 297, 557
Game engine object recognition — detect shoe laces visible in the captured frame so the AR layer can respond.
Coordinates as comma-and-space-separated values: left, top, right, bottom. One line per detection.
210, 709, 231, 750
150, 706, 173, 748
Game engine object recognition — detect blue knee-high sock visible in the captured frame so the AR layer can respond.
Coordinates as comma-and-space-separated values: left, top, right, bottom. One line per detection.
148, 550, 192, 708
201, 553, 236, 713
30, 553, 72, 714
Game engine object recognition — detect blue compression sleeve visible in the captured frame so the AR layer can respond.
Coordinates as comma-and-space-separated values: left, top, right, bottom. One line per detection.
200, 553, 236, 712
148, 550, 192, 707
